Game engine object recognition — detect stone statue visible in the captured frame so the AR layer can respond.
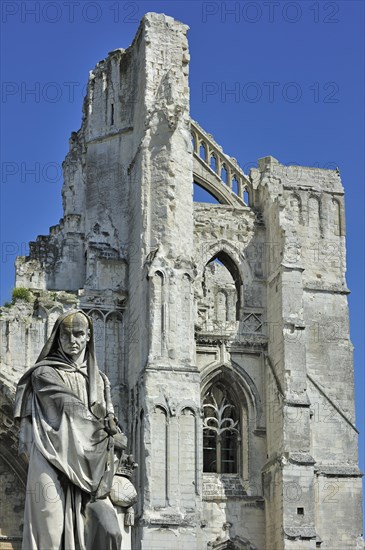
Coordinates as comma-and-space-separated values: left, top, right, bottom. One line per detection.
14, 309, 137, 550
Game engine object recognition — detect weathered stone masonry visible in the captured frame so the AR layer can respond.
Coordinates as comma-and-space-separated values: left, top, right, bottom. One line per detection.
0, 13, 363, 550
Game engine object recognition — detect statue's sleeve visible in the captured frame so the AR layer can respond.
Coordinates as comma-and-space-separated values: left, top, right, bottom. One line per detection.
31, 366, 114, 496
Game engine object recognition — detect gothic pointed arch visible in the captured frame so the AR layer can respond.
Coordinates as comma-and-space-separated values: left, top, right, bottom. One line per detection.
201, 240, 253, 286
202, 247, 244, 323
201, 361, 264, 484
206, 250, 243, 321
201, 362, 261, 432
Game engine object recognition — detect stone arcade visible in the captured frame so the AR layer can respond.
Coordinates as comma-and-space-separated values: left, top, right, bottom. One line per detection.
0, 12, 363, 550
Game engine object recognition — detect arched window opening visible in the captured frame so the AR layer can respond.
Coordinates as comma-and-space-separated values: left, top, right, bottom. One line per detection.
287, 193, 301, 224
203, 257, 238, 327
243, 187, 250, 206
203, 384, 239, 473
199, 142, 207, 161
210, 153, 217, 173
232, 177, 239, 195
205, 251, 241, 321
221, 164, 228, 184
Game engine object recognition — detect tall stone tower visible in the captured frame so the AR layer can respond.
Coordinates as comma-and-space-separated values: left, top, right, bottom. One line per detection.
0, 13, 363, 550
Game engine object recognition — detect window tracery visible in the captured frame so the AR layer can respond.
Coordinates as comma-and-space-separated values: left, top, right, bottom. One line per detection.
203, 384, 240, 474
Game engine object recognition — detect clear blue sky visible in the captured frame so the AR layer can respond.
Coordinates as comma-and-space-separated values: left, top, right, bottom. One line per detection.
1, 0, 364, 520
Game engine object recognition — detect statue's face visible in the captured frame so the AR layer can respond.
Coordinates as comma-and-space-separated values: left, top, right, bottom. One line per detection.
59, 313, 90, 360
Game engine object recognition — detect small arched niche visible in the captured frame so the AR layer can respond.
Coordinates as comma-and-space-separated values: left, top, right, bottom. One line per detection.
286, 193, 302, 225
332, 198, 342, 236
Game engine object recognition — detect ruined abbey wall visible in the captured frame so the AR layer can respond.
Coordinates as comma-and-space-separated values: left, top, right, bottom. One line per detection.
0, 13, 362, 550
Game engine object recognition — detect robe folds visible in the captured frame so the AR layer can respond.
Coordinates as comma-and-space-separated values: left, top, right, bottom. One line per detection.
14, 310, 122, 550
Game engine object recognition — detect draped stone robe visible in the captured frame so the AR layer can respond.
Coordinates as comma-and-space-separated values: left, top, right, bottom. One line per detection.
14, 311, 122, 550
20, 363, 121, 550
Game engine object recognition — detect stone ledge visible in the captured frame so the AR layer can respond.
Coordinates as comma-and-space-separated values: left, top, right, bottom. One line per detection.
149, 517, 182, 526
145, 364, 199, 373
304, 284, 350, 294
315, 464, 363, 477
202, 473, 265, 503
203, 473, 246, 500
196, 334, 268, 350
288, 453, 316, 466
262, 452, 316, 471
138, 511, 196, 528
284, 527, 317, 540
284, 397, 311, 407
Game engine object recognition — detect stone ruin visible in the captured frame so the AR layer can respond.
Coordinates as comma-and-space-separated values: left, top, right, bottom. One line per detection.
0, 12, 363, 550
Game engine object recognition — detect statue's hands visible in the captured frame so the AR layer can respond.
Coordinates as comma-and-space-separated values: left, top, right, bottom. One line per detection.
104, 413, 127, 450
104, 413, 118, 436
113, 432, 128, 451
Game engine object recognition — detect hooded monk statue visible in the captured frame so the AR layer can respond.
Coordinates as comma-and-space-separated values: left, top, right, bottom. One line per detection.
14, 309, 135, 550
